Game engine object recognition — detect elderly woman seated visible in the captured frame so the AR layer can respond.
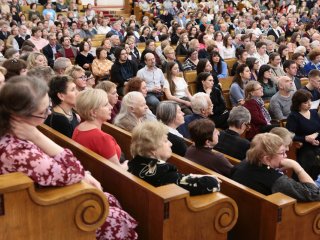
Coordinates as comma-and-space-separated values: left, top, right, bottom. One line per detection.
214, 106, 251, 160
156, 101, 187, 156
231, 133, 320, 202
124, 77, 156, 121
114, 91, 149, 132
72, 89, 127, 168
185, 119, 233, 177
128, 121, 221, 196
243, 81, 276, 140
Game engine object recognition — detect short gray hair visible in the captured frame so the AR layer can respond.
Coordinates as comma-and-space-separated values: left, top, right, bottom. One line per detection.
191, 92, 209, 114
227, 106, 251, 128
53, 57, 72, 71
156, 101, 179, 125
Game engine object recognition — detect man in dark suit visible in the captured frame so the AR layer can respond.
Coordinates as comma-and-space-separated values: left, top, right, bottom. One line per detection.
12, 25, 30, 50
42, 33, 62, 68
267, 21, 281, 41
0, 23, 11, 41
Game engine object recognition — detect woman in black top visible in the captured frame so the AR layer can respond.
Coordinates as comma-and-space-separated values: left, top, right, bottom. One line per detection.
139, 26, 151, 43
75, 41, 94, 70
231, 133, 320, 202
196, 72, 229, 129
156, 101, 188, 156
45, 76, 80, 138
128, 121, 220, 196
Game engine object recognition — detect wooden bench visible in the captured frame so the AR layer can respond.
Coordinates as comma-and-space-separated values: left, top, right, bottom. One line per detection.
102, 122, 320, 240
224, 58, 237, 76
184, 70, 197, 95
39, 124, 238, 240
219, 76, 233, 93
0, 172, 108, 240
167, 154, 320, 240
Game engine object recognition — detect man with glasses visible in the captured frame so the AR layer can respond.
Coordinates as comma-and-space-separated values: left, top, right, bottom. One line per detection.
162, 46, 183, 73
42, 33, 62, 68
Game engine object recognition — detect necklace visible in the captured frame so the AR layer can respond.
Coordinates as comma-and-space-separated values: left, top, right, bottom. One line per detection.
57, 105, 73, 117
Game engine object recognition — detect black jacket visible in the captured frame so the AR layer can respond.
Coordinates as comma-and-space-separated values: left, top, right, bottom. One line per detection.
110, 60, 138, 87
128, 155, 220, 196
42, 44, 62, 68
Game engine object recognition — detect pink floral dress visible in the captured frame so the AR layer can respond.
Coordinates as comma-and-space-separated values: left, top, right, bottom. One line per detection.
0, 134, 138, 240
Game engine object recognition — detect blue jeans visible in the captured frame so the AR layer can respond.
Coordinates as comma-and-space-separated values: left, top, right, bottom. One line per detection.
146, 92, 161, 114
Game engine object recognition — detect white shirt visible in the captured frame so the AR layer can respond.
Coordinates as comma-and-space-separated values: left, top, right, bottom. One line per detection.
168, 127, 184, 138
163, 77, 188, 98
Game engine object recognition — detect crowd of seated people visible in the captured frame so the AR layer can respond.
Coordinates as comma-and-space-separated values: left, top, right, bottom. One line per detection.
1, 2, 320, 238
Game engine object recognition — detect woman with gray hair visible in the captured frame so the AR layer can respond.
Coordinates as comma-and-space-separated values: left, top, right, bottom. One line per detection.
214, 106, 251, 160
156, 101, 187, 156
114, 91, 149, 132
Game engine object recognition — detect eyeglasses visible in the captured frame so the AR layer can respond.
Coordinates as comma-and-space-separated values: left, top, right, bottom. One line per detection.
28, 106, 51, 120
77, 75, 87, 80
245, 122, 251, 129
276, 151, 287, 157
86, 76, 95, 81
253, 87, 263, 91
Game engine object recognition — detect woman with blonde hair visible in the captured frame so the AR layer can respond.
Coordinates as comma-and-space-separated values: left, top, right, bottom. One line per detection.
231, 133, 320, 201
114, 91, 148, 132
73, 88, 127, 169
27, 52, 48, 69
129, 121, 221, 196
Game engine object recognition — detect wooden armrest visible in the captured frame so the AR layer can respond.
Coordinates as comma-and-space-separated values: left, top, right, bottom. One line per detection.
295, 201, 320, 215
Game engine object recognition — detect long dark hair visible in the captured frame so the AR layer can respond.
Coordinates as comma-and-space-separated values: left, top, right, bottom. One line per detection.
257, 64, 274, 87
210, 51, 223, 75
233, 64, 248, 89
166, 61, 178, 95
196, 72, 211, 92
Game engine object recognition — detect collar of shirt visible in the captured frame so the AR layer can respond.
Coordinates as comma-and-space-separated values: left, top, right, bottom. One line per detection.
168, 127, 184, 138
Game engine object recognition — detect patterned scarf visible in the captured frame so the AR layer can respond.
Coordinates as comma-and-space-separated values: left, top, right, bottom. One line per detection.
254, 97, 271, 124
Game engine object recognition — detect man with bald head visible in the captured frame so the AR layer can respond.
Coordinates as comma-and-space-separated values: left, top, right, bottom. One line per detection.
137, 52, 165, 113
269, 76, 294, 120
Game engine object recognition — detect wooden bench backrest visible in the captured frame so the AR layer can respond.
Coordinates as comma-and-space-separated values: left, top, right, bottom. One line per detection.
223, 91, 233, 110
224, 58, 237, 76
219, 76, 234, 92
177, 55, 186, 64
301, 78, 309, 87
0, 172, 107, 240
102, 122, 320, 240
184, 70, 197, 95
39, 124, 238, 240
